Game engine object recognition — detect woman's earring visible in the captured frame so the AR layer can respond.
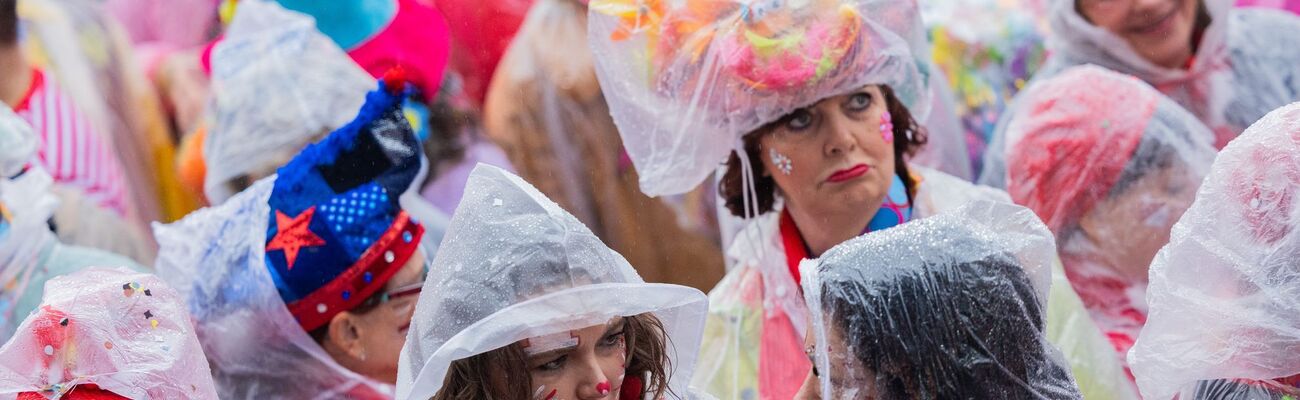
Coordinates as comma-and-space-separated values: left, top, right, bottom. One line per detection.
769, 148, 793, 175
880, 110, 895, 143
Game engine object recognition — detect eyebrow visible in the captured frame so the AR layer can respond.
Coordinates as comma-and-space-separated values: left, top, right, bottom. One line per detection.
527, 346, 578, 362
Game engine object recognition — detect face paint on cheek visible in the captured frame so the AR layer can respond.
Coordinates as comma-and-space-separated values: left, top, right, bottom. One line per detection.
534, 386, 557, 400
769, 147, 794, 175
880, 110, 894, 143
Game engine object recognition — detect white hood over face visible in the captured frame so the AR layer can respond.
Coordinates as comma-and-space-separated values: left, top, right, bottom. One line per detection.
396, 164, 709, 400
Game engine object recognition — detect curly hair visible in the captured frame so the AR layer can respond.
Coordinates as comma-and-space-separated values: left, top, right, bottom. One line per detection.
718, 85, 927, 217
431, 313, 673, 400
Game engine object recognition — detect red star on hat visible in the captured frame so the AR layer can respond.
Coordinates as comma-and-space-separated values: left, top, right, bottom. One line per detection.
266, 206, 327, 270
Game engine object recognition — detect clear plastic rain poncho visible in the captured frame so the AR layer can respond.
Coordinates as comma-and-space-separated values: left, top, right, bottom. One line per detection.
799, 201, 1080, 399
155, 178, 399, 399
396, 164, 709, 400
1129, 102, 1300, 400
587, 0, 933, 197
0, 267, 218, 399
203, 0, 375, 203
1002, 65, 1217, 374
981, 0, 1300, 185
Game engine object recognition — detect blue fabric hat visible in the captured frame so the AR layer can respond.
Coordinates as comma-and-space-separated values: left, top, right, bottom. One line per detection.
264, 70, 426, 331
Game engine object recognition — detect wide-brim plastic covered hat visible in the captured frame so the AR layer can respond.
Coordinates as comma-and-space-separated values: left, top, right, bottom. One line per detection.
396, 164, 708, 400
1129, 102, 1300, 400
800, 201, 1081, 399
0, 267, 218, 399
588, 0, 933, 196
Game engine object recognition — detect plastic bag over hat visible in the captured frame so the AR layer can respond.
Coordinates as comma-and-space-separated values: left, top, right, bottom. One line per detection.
204, 0, 375, 203
0, 267, 218, 399
155, 74, 427, 399
800, 201, 1081, 399
1129, 102, 1300, 400
396, 164, 709, 400
588, 0, 933, 196
1001, 66, 1217, 372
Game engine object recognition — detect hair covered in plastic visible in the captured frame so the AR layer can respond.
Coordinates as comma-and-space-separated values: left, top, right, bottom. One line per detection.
1129, 103, 1300, 400
396, 164, 708, 400
587, 0, 932, 196
800, 201, 1082, 399
0, 267, 218, 399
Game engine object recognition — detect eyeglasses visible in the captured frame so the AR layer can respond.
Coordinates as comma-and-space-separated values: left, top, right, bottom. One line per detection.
361, 258, 429, 308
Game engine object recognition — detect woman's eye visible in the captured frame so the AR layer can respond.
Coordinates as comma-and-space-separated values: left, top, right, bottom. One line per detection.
537, 356, 566, 371
785, 111, 814, 131
847, 93, 872, 110
599, 330, 625, 347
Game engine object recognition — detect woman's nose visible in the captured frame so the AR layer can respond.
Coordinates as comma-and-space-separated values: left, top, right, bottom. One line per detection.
574, 357, 614, 399
823, 111, 859, 156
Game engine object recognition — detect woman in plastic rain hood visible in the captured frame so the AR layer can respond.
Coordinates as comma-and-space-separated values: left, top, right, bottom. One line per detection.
795, 201, 1082, 399
0, 267, 218, 399
395, 164, 708, 400
979, 0, 1300, 185
585, 0, 1037, 397
153, 72, 429, 398
1128, 103, 1300, 400
1002, 65, 1217, 380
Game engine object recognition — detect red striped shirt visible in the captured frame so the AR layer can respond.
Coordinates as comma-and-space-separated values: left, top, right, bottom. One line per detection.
12, 69, 128, 216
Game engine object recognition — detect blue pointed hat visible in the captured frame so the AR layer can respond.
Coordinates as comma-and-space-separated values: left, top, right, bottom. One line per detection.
264, 69, 426, 332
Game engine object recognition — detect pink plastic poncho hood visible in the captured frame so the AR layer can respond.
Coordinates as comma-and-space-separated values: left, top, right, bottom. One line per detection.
0, 267, 218, 399
1003, 65, 1217, 376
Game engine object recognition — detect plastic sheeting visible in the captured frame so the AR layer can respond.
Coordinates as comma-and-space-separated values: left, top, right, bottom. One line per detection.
203, 0, 375, 204
799, 201, 1081, 399
0, 267, 217, 399
1001, 66, 1217, 375
588, 0, 933, 196
1129, 102, 1300, 400
396, 164, 709, 400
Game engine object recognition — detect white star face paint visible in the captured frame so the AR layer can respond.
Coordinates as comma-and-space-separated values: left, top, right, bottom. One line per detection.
770, 147, 794, 175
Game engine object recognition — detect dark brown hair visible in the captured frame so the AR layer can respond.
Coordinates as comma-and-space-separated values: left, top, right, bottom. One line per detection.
0, 0, 16, 45
719, 85, 927, 217
431, 313, 672, 400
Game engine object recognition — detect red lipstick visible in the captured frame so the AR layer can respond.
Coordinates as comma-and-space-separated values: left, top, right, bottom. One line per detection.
827, 164, 870, 183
